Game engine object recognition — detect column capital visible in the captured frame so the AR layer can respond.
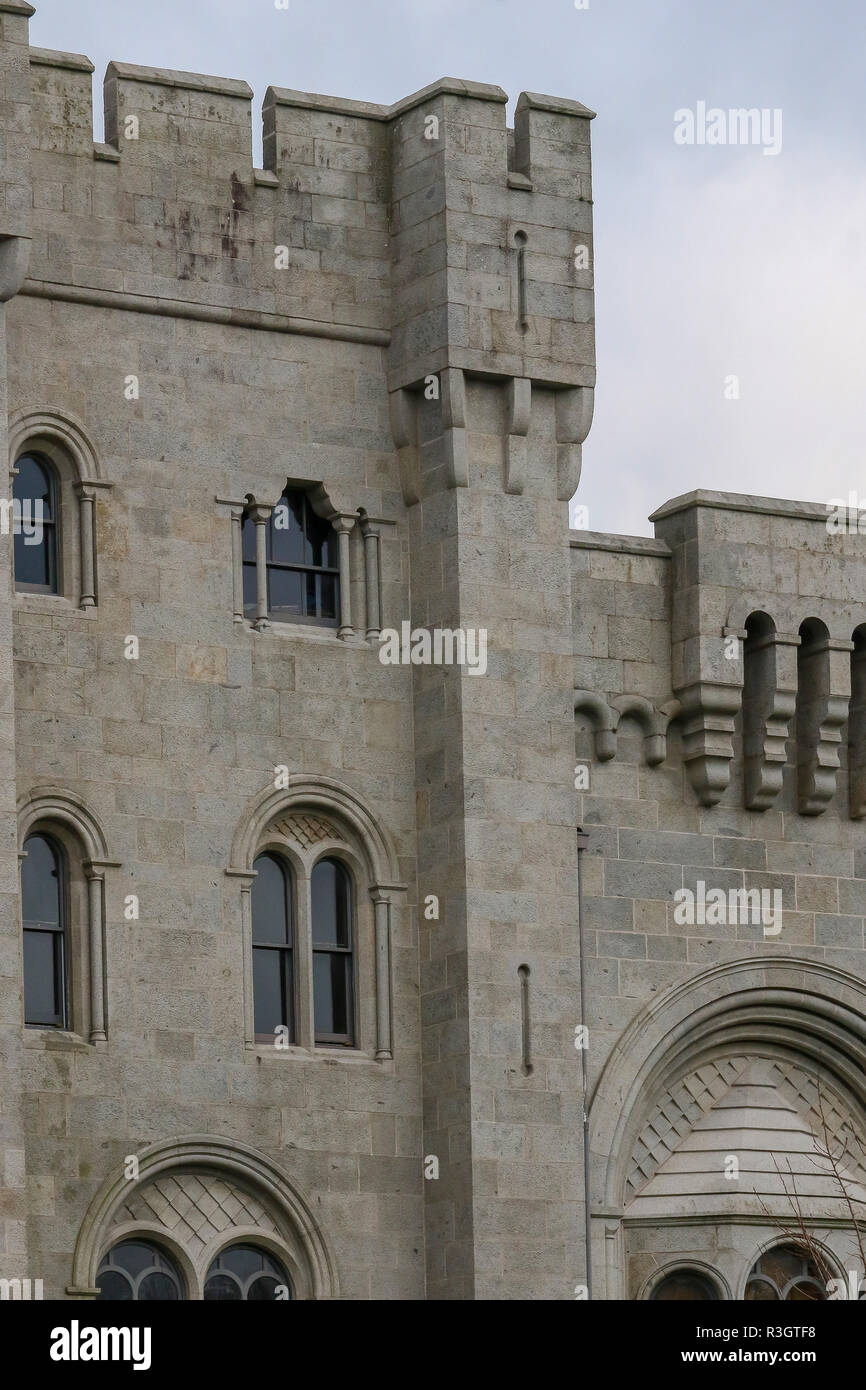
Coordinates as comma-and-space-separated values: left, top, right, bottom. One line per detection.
332, 513, 356, 535
247, 502, 273, 525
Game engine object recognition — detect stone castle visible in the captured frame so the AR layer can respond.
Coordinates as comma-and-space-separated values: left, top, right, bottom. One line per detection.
1, 0, 865, 1302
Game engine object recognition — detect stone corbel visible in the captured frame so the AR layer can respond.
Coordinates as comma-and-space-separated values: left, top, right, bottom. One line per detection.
574, 689, 616, 761
555, 386, 594, 501
798, 636, 852, 816
388, 388, 420, 507
505, 377, 531, 495
741, 626, 799, 812
441, 367, 468, 489
677, 681, 742, 807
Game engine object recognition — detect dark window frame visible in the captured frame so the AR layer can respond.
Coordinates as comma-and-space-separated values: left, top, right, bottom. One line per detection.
13, 451, 60, 596
251, 852, 296, 1045
22, 831, 68, 1030
311, 856, 355, 1048
242, 487, 340, 628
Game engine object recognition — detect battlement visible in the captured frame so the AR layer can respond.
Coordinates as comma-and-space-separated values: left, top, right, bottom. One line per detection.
0, 10, 595, 393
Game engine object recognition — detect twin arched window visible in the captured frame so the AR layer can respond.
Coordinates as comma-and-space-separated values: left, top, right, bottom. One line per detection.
242, 487, 340, 626
13, 452, 58, 594
96, 1240, 291, 1301
252, 853, 354, 1046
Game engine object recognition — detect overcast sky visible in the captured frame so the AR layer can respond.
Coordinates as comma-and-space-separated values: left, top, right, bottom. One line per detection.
29, 0, 866, 536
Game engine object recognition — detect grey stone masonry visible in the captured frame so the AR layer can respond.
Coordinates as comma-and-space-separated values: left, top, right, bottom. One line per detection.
6, 7, 866, 1306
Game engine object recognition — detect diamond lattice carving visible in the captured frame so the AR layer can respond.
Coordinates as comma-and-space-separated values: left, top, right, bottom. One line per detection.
771, 1060, 866, 1186
626, 1055, 749, 1199
269, 812, 345, 849
115, 1173, 279, 1257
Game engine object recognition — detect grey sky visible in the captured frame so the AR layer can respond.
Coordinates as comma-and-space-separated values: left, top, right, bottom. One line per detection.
28, 0, 866, 536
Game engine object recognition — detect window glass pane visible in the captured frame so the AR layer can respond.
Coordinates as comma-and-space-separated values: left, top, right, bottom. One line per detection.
22, 835, 61, 925
271, 490, 306, 565
251, 855, 290, 945
241, 514, 256, 563
14, 454, 53, 515
205, 1246, 290, 1300
14, 525, 52, 588
204, 1274, 242, 1301
320, 573, 337, 620
305, 500, 334, 567
218, 1246, 265, 1282
311, 859, 351, 948
650, 1270, 719, 1300
23, 929, 61, 1025
14, 456, 55, 591
139, 1272, 180, 1301
268, 566, 304, 621
248, 1276, 282, 1300
314, 952, 350, 1038
96, 1241, 183, 1301
253, 948, 287, 1035
96, 1270, 133, 1300
242, 560, 257, 616
305, 569, 317, 617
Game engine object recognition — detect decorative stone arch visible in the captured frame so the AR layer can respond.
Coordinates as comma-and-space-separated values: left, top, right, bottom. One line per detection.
8, 407, 111, 608
228, 774, 404, 1057
18, 787, 119, 1046
610, 694, 670, 766
589, 956, 866, 1298
68, 1136, 339, 1300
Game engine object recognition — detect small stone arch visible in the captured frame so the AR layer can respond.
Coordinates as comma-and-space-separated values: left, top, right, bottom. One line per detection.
610, 694, 670, 766
18, 786, 111, 863
230, 773, 400, 885
574, 689, 616, 761
8, 406, 105, 484
69, 1135, 339, 1300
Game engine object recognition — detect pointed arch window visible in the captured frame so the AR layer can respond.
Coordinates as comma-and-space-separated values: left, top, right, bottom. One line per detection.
21, 832, 67, 1027
13, 453, 58, 594
251, 853, 295, 1042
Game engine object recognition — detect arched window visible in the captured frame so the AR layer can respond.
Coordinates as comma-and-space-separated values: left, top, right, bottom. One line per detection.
311, 857, 354, 1046
744, 1245, 829, 1301
21, 832, 67, 1028
13, 453, 58, 594
96, 1240, 184, 1301
204, 1244, 291, 1301
252, 853, 295, 1042
650, 1269, 720, 1301
242, 487, 339, 625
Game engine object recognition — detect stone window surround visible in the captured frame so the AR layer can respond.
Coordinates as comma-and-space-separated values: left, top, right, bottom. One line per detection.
215, 483, 392, 643
67, 1136, 339, 1300
17, 788, 119, 1049
228, 776, 405, 1063
248, 835, 364, 1053
9, 407, 112, 612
